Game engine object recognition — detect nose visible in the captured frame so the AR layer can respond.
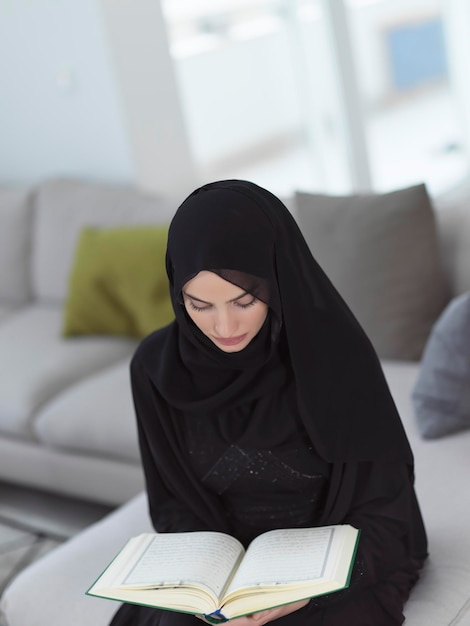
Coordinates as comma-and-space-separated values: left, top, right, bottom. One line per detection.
214, 309, 238, 337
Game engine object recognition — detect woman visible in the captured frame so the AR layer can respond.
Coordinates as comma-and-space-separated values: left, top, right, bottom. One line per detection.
111, 180, 427, 625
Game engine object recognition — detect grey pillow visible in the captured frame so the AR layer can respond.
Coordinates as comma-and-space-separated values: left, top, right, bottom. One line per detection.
295, 184, 449, 360
412, 292, 470, 439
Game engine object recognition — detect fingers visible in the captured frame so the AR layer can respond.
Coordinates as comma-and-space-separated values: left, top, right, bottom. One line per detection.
195, 598, 310, 625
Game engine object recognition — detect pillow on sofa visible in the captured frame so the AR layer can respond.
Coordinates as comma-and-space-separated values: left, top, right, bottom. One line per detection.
63, 225, 174, 338
295, 183, 449, 360
32, 178, 176, 304
0, 187, 32, 305
411, 292, 470, 439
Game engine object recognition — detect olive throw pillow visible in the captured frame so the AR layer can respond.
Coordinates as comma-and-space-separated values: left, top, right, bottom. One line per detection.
412, 292, 470, 439
63, 225, 174, 338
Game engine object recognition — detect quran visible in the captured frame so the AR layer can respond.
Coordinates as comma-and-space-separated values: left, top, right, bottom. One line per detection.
87, 524, 360, 623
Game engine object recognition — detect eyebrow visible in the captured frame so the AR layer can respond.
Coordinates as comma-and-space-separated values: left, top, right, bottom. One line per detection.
183, 290, 252, 305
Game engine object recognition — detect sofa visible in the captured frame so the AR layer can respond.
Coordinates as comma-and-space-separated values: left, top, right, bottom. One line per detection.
1, 178, 470, 625
0, 179, 180, 506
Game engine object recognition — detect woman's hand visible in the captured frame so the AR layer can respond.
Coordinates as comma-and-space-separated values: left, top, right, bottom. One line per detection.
196, 598, 309, 625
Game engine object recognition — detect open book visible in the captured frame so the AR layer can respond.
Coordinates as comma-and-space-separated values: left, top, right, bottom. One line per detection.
87, 524, 360, 623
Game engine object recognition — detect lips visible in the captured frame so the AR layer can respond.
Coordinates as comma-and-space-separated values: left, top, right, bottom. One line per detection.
212, 333, 248, 346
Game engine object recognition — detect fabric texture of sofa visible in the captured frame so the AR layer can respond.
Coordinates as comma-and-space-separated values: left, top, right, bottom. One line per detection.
0, 178, 470, 625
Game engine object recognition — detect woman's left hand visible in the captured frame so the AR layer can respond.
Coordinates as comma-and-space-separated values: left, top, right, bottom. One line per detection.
196, 598, 310, 625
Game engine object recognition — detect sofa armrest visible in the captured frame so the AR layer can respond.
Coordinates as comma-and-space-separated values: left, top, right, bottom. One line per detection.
0, 493, 152, 626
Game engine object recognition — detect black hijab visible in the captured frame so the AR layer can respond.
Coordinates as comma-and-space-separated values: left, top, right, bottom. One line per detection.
154, 179, 412, 465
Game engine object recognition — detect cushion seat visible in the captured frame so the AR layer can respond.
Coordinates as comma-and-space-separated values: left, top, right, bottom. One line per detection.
382, 361, 470, 625
0, 305, 136, 439
35, 358, 140, 462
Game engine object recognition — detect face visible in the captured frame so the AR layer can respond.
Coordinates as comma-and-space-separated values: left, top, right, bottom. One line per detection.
182, 271, 269, 352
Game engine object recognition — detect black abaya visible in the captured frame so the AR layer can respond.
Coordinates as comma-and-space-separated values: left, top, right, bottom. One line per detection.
110, 180, 427, 625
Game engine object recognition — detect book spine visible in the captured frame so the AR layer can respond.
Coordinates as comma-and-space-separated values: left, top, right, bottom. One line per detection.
203, 609, 229, 624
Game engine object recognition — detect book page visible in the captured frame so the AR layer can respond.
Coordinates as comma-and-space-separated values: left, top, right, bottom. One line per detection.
225, 527, 335, 592
121, 532, 244, 599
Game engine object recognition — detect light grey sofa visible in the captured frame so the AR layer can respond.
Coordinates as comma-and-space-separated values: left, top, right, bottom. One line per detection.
1, 178, 470, 625
0, 180, 177, 506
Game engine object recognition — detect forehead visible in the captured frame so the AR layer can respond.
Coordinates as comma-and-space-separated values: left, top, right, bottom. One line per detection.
184, 271, 246, 298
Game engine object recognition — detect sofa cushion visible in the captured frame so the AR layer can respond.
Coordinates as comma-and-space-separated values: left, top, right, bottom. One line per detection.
0, 436, 144, 506
31, 179, 176, 304
35, 359, 140, 463
411, 292, 470, 439
0, 305, 136, 439
295, 184, 449, 360
0, 187, 32, 306
382, 359, 470, 626
63, 226, 174, 338
0, 307, 16, 324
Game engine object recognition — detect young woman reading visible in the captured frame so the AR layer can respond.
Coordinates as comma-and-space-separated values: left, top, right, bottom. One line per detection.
110, 180, 427, 626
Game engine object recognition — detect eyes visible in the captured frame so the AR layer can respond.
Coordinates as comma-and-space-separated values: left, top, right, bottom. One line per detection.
184, 296, 258, 313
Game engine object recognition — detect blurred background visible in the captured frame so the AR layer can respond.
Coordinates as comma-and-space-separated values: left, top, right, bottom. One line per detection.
1, 0, 470, 200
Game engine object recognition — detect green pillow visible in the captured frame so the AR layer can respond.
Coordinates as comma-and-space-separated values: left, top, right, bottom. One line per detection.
63, 225, 174, 338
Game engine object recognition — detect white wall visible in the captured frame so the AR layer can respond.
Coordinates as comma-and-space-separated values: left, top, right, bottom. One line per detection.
0, 0, 197, 197
0, 0, 134, 184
